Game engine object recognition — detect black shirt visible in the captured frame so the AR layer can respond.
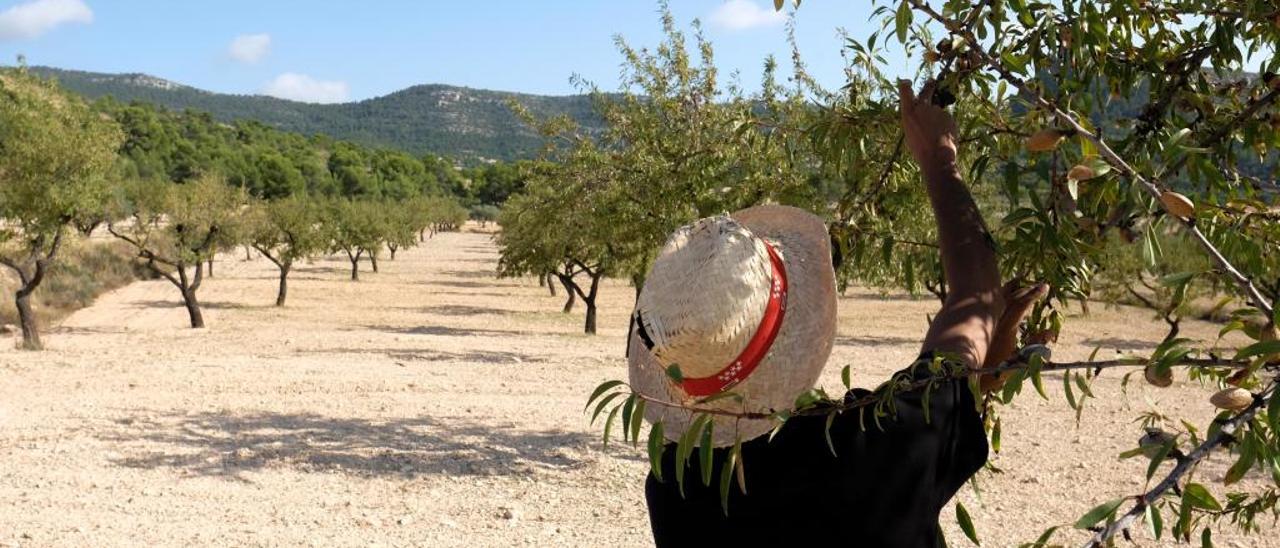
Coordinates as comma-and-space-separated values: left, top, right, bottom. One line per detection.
645, 359, 988, 547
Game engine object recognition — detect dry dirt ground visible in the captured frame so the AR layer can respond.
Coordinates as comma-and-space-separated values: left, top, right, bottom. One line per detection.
0, 226, 1274, 547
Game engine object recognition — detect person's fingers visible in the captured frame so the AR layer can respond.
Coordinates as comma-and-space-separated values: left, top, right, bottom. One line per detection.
918, 79, 937, 104
1007, 283, 1049, 315
897, 79, 915, 114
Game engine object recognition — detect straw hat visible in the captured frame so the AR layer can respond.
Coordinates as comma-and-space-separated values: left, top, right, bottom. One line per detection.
627, 205, 837, 447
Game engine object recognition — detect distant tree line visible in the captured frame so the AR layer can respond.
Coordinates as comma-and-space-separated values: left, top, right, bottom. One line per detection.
0, 66, 491, 349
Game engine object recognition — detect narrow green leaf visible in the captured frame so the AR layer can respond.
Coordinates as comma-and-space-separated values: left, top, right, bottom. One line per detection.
1029, 355, 1048, 400
1224, 441, 1255, 485
584, 380, 624, 412
602, 405, 621, 446
1234, 340, 1280, 361
675, 415, 708, 497
699, 420, 715, 487
718, 443, 739, 516
1200, 526, 1212, 548
1074, 373, 1094, 398
956, 501, 980, 545
1182, 483, 1221, 512
591, 392, 625, 425
1148, 439, 1174, 480
1149, 503, 1163, 540
1028, 525, 1057, 547
620, 395, 636, 443
894, 0, 912, 44
629, 399, 646, 447
648, 421, 665, 482
841, 364, 851, 390
1074, 498, 1126, 529
991, 416, 1002, 453
1063, 372, 1078, 410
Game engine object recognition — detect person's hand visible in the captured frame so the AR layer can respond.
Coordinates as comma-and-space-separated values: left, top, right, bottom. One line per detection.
980, 282, 1049, 391
898, 79, 958, 174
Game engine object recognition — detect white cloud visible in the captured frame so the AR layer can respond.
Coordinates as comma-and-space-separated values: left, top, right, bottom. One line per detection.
228, 33, 271, 64
261, 73, 349, 104
0, 0, 92, 41
708, 0, 785, 31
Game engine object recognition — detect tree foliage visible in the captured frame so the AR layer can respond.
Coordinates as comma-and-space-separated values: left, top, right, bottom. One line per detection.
245, 195, 327, 306
108, 175, 246, 328
0, 67, 122, 349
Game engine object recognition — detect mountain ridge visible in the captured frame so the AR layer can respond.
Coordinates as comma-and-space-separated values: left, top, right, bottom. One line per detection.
31, 66, 602, 161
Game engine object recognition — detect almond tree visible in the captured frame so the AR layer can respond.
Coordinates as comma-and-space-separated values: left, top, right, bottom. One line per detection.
245, 195, 326, 306
108, 176, 245, 328
383, 201, 419, 261
497, 168, 616, 334
0, 67, 122, 350
326, 199, 384, 281
502, 5, 820, 327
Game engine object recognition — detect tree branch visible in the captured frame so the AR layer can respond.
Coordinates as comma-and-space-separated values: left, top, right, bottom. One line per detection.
905, 0, 1275, 318
1084, 380, 1278, 547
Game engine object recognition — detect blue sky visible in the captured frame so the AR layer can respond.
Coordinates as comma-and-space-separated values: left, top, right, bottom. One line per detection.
0, 0, 907, 103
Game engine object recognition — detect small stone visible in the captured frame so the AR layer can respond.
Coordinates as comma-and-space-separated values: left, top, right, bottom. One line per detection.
0, 324, 14, 334
397, 516, 412, 526
500, 507, 518, 520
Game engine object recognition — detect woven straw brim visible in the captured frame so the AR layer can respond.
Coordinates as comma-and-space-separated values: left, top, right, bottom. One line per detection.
628, 205, 837, 447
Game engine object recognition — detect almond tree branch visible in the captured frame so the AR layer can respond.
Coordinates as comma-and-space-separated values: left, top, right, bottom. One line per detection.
1083, 380, 1278, 547
905, 0, 1275, 318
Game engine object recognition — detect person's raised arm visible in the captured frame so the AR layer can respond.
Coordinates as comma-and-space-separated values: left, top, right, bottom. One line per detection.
898, 79, 1003, 370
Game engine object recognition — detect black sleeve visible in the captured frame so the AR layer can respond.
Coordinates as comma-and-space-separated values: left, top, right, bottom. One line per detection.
841, 354, 989, 504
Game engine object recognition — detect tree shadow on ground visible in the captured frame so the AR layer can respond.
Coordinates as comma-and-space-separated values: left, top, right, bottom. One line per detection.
421, 280, 510, 289
363, 324, 530, 337
428, 290, 517, 298
834, 335, 920, 348
129, 300, 266, 311
293, 346, 541, 364
97, 411, 636, 481
418, 304, 514, 316
1080, 337, 1155, 351
437, 269, 501, 280
52, 326, 132, 335
288, 264, 347, 275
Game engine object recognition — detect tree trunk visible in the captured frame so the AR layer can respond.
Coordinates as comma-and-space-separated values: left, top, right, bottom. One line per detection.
631, 273, 645, 302
276, 263, 290, 307
15, 291, 41, 350
557, 274, 576, 313
244, 246, 253, 261
370, 252, 379, 273
583, 272, 603, 335
350, 256, 360, 281
388, 244, 398, 260
419, 229, 425, 242
207, 257, 214, 278
182, 289, 204, 328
